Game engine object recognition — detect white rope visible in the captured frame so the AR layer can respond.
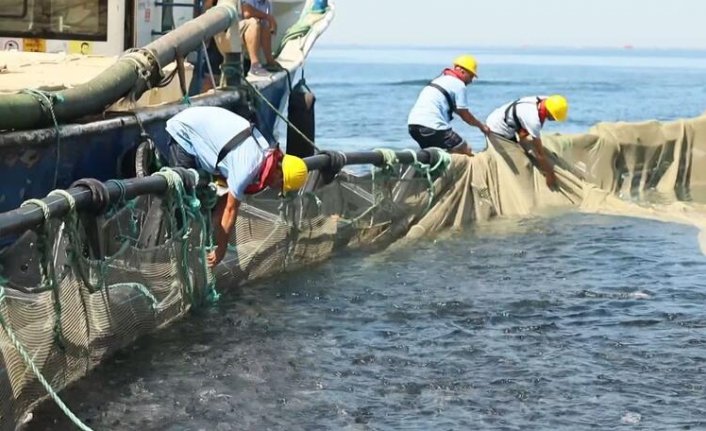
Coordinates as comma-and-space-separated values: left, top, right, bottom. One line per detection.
201, 40, 218, 90
48, 190, 77, 212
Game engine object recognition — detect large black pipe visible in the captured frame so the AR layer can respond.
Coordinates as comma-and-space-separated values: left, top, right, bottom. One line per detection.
0, 89, 242, 149
0, 174, 198, 238
0, 149, 442, 237
304, 149, 436, 171
0, 2, 240, 131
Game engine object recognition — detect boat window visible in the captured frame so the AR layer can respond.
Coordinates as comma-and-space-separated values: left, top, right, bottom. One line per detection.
0, 0, 28, 19
0, 0, 109, 41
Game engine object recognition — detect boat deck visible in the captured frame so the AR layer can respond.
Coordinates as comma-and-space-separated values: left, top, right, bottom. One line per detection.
0, 51, 192, 108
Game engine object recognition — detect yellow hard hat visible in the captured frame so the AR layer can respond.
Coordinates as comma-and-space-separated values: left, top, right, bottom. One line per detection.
453, 54, 478, 77
545, 95, 569, 122
282, 154, 308, 192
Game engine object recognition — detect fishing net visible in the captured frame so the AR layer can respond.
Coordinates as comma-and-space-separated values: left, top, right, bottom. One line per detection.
0, 114, 706, 429
0, 149, 455, 429
0, 170, 217, 429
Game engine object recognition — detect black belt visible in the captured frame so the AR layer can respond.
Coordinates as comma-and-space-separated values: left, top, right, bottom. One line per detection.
216, 125, 254, 167
427, 82, 456, 121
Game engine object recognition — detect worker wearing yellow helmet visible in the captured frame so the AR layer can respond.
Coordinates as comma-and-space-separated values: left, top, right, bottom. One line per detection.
486, 95, 569, 189
165, 106, 308, 267
407, 54, 491, 156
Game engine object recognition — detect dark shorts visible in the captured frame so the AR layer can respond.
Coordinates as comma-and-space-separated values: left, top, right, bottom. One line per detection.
408, 125, 465, 151
168, 138, 198, 169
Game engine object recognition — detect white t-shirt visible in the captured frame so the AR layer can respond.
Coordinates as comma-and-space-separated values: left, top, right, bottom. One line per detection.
486, 96, 545, 140
407, 74, 469, 131
166, 106, 271, 200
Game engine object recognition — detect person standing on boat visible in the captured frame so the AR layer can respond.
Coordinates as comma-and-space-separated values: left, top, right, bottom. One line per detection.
407, 55, 490, 156
485, 95, 569, 189
165, 106, 309, 267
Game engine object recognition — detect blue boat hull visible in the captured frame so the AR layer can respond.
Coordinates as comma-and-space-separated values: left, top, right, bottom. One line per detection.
0, 72, 293, 215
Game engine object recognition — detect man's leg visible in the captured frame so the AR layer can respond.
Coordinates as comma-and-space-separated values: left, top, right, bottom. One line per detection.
449, 142, 474, 156
259, 19, 280, 70
444, 129, 474, 157
408, 125, 427, 149
410, 126, 473, 157
240, 18, 269, 76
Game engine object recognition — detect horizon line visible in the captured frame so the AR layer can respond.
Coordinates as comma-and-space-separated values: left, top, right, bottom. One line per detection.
317, 42, 706, 52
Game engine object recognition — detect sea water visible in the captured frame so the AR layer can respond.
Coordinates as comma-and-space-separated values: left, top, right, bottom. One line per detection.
27, 47, 706, 430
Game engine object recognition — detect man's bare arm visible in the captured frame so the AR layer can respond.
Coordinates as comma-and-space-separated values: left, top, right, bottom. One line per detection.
530, 137, 557, 188
208, 192, 241, 267
458, 109, 490, 134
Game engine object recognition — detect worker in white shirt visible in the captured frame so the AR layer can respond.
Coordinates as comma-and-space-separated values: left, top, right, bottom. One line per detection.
486, 95, 569, 189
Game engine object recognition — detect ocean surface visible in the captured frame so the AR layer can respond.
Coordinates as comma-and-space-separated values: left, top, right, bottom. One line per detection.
27, 46, 706, 430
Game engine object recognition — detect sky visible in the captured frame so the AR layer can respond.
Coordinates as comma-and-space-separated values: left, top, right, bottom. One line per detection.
318, 0, 706, 49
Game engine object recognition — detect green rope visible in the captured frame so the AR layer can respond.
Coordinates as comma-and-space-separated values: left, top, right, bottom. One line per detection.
45, 189, 95, 374
400, 148, 452, 212
426, 147, 453, 174
367, 148, 400, 225
153, 169, 193, 304
273, 4, 329, 57
184, 169, 220, 304
153, 168, 219, 306
114, 283, 159, 309
303, 191, 322, 210
0, 285, 94, 431
19, 198, 66, 350
372, 148, 399, 198
21, 89, 63, 189
5, 194, 91, 430
105, 179, 139, 240
47, 189, 98, 296
242, 79, 320, 153
374, 148, 399, 173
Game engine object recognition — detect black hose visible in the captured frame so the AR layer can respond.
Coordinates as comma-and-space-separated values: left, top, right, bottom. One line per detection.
0, 148, 443, 237
304, 149, 435, 171
0, 175, 191, 238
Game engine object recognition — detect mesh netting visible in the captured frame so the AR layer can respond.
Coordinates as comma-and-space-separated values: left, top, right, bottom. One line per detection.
0, 152, 456, 429
0, 172, 217, 429
1, 114, 706, 429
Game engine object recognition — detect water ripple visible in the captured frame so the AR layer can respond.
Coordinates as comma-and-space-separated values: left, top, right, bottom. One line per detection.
26, 213, 706, 430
